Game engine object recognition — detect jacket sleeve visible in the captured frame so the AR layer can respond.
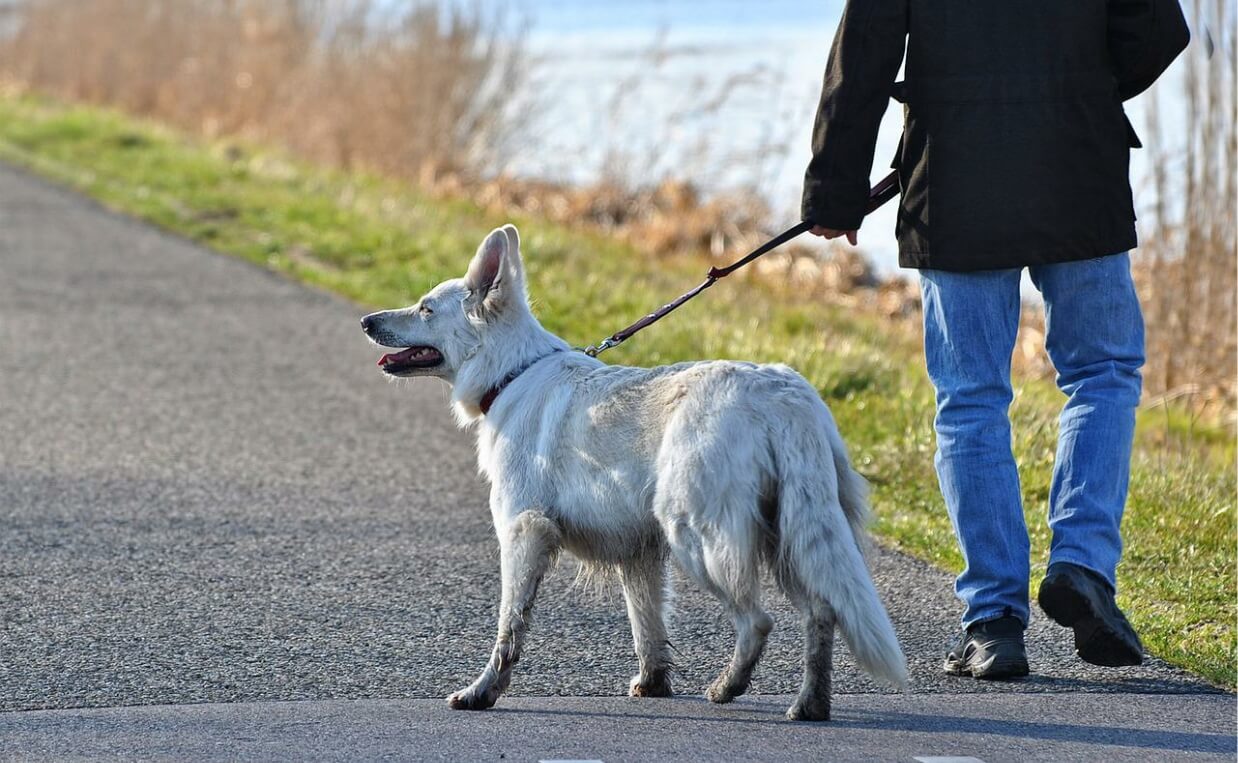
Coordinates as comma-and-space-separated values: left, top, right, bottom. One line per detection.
1107, 0, 1191, 101
801, 0, 908, 230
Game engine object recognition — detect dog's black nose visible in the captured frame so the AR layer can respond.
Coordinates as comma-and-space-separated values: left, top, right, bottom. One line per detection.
360, 315, 375, 334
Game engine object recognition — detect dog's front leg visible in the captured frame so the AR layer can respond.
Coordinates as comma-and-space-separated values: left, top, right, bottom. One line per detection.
448, 509, 561, 711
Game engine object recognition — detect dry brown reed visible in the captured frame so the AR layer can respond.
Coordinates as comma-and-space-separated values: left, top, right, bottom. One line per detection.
0, 0, 807, 262
1137, 0, 1237, 420
0, 0, 530, 181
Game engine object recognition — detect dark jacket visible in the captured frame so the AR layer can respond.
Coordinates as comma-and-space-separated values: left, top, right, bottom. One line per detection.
802, 0, 1190, 272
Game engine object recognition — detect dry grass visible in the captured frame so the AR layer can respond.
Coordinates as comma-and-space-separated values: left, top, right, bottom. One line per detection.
0, 0, 917, 316
0, 0, 530, 182
0, 0, 826, 264
1137, 0, 1237, 421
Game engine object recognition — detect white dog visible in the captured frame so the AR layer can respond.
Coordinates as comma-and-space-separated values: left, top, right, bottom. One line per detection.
361, 225, 907, 721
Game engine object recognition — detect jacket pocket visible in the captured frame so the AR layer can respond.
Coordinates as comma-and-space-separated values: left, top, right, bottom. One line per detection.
893, 108, 930, 252
890, 131, 904, 170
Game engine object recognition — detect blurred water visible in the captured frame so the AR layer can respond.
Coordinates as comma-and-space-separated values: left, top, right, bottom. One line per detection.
494, 0, 908, 266
491, 1, 1179, 273
517, 1, 852, 190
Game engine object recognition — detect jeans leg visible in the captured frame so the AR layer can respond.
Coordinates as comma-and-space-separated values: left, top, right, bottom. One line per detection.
920, 267, 1028, 628
1029, 254, 1145, 589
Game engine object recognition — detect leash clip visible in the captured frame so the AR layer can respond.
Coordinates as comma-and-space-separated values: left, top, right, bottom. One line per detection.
582, 336, 621, 357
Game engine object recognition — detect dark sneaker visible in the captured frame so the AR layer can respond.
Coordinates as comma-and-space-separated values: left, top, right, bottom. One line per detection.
1038, 562, 1143, 667
944, 615, 1030, 680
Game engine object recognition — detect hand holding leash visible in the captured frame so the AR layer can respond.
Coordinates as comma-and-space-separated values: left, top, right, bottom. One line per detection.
809, 227, 858, 246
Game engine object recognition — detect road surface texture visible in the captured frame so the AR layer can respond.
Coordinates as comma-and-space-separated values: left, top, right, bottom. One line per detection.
0, 163, 1232, 761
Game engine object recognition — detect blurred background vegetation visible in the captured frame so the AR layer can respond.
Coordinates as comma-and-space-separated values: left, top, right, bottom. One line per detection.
0, 0, 1228, 415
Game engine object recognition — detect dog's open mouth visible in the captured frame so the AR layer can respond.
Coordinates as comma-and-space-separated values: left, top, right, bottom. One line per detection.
377, 346, 443, 375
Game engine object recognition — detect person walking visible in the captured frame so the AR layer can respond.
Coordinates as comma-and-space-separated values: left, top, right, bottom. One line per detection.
802, 1, 1189, 679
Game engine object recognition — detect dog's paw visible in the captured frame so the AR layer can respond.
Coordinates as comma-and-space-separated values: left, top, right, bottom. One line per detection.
705, 678, 739, 705
706, 669, 755, 705
629, 673, 673, 698
785, 697, 830, 722
447, 685, 500, 711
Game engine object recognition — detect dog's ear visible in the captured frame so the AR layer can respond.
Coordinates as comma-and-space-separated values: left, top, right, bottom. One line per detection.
499, 224, 527, 295
465, 228, 506, 299
464, 225, 527, 316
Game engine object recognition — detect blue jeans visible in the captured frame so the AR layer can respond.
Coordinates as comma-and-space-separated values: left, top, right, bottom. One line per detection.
919, 253, 1145, 629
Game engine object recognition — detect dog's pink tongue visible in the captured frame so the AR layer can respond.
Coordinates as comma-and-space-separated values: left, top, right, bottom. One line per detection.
378, 348, 413, 366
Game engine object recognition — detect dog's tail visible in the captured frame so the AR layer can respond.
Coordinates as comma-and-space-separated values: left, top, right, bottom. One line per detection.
775, 405, 908, 690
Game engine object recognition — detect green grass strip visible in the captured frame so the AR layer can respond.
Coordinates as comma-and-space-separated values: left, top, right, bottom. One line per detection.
0, 94, 1231, 687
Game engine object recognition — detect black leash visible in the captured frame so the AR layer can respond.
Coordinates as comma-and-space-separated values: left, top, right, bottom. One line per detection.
583, 170, 901, 357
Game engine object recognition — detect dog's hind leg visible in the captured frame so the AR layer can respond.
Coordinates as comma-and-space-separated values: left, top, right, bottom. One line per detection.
448, 509, 561, 711
655, 402, 777, 705
619, 553, 673, 697
703, 576, 772, 705
776, 565, 836, 721
662, 519, 771, 705
788, 608, 836, 721
789, 595, 837, 720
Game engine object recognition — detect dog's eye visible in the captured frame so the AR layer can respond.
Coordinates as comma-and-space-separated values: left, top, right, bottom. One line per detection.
419, 304, 434, 317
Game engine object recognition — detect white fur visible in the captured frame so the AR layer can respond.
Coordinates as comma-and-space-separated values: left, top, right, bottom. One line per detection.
362, 225, 908, 721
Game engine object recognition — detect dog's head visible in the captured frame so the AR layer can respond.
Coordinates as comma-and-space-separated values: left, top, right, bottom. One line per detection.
360, 224, 531, 384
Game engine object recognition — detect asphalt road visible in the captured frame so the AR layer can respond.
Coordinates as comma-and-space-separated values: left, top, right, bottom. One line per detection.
0, 163, 1232, 760
2, 694, 1234, 763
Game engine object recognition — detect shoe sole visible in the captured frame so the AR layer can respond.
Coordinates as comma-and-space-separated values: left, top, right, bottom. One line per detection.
1038, 577, 1143, 667
943, 640, 1030, 680
944, 657, 1030, 680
